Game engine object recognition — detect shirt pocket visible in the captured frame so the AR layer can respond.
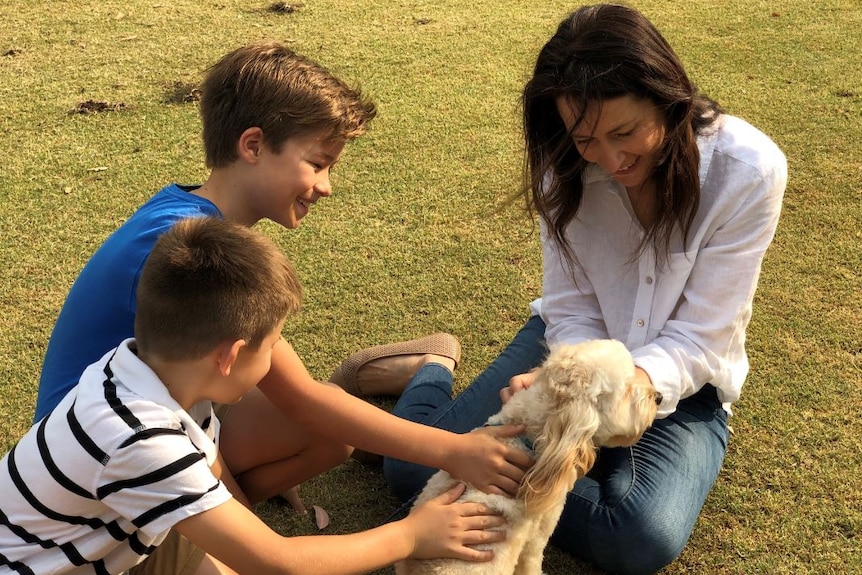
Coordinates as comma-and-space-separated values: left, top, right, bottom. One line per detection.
650, 250, 697, 334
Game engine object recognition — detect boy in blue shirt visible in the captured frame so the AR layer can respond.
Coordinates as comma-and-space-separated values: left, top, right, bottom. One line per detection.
34, 41, 530, 527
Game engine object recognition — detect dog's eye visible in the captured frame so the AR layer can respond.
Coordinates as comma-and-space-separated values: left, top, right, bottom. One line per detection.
654, 392, 663, 406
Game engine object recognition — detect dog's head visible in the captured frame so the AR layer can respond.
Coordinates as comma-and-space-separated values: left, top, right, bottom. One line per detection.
516, 339, 661, 514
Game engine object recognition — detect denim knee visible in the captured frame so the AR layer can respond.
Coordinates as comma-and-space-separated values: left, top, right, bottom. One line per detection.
552, 503, 690, 575
551, 391, 727, 575
383, 458, 437, 503
597, 517, 688, 575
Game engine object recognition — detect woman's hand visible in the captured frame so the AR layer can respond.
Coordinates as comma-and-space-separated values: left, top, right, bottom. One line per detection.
499, 371, 538, 404
404, 483, 506, 561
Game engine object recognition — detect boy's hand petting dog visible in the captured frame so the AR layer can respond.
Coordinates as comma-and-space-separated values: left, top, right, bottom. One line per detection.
405, 483, 507, 562
444, 425, 533, 497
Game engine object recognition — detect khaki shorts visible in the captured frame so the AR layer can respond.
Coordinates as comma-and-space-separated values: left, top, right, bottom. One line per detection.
128, 529, 205, 575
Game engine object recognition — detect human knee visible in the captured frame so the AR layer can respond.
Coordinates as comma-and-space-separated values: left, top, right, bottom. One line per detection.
314, 436, 353, 467
608, 536, 684, 574
553, 506, 690, 575
195, 554, 239, 575
594, 522, 688, 575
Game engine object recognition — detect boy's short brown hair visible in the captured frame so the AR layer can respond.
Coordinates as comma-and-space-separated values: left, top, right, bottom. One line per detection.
200, 41, 377, 168
134, 217, 302, 361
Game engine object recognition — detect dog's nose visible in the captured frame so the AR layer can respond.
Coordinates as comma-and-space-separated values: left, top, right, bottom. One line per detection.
654, 392, 663, 406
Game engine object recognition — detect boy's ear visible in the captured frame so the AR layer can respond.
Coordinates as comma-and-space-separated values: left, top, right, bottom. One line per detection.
238, 127, 264, 163
216, 339, 247, 376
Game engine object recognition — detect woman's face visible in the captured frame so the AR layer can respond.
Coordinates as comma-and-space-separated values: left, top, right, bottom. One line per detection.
556, 94, 667, 190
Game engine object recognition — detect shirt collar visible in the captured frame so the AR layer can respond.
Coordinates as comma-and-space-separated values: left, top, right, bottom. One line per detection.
108, 338, 182, 411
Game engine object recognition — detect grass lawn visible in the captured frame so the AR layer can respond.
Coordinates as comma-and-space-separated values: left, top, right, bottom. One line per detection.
1, 1, 860, 573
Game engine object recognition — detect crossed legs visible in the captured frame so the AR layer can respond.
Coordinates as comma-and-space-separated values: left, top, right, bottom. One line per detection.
218, 334, 461, 506
217, 386, 351, 505
383, 315, 729, 575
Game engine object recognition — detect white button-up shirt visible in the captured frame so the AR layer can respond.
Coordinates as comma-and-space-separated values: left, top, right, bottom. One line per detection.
530, 115, 787, 417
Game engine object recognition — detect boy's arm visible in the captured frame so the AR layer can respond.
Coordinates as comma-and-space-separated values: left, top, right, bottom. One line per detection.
174, 484, 504, 575
211, 450, 252, 509
257, 339, 531, 496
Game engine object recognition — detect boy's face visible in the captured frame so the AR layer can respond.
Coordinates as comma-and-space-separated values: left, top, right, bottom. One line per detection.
220, 322, 285, 404
250, 132, 345, 229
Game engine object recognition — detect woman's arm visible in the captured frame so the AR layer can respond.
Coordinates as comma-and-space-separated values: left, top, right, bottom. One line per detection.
536, 123, 787, 415
632, 151, 786, 413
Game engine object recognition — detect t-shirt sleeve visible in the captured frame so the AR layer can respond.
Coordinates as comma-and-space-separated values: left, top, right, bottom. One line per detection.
97, 429, 233, 538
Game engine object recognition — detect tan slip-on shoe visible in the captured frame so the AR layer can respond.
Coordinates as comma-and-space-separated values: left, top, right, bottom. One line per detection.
329, 333, 461, 396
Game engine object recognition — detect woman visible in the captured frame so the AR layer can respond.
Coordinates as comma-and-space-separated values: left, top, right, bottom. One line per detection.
383, 4, 787, 574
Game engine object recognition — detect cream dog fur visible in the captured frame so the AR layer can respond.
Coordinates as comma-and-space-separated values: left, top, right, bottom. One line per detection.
395, 339, 662, 575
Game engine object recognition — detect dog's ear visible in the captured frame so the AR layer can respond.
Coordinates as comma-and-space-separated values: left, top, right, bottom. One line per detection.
542, 344, 611, 404
539, 344, 596, 404
518, 390, 599, 515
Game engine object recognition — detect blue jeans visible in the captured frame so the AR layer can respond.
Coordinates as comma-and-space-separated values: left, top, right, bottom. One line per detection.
383, 315, 729, 575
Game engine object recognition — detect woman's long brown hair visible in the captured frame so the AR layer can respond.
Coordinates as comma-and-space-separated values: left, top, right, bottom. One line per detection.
522, 4, 723, 269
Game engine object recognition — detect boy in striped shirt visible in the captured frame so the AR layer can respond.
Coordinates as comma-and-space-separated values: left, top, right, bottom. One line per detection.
0, 217, 504, 575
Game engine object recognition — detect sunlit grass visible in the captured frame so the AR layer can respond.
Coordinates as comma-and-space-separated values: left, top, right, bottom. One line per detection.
1, 1, 859, 572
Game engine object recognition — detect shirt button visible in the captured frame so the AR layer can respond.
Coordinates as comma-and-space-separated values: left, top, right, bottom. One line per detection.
637, 319, 645, 327
645, 276, 654, 285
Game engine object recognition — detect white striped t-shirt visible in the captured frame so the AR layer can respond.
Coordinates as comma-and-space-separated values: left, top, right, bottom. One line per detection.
0, 339, 233, 574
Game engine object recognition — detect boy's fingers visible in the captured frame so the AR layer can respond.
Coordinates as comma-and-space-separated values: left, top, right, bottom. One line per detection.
484, 423, 526, 439
434, 482, 466, 505
498, 475, 522, 497
507, 448, 534, 470
454, 528, 507, 562
461, 513, 506, 529
283, 485, 308, 514
457, 547, 495, 562
479, 426, 533, 468
464, 526, 507, 546
457, 502, 502, 518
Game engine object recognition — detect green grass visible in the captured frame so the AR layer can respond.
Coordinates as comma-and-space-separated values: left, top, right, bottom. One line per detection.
1, 0, 860, 573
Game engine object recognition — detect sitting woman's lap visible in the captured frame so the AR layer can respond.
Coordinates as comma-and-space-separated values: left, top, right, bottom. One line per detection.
383, 315, 729, 575
555, 384, 729, 574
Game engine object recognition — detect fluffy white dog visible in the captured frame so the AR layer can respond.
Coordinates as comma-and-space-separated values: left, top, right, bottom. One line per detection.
395, 339, 662, 575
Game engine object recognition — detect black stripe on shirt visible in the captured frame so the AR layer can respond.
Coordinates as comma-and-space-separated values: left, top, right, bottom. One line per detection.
6, 446, 131, 540
35, 416, 95, 500
127, 533, 159, 557
0, 505, 90, 569
97, 452, 205, 499
117, 427, 186, 450
0, 550, 36, 575
92, 558, 112, 575
4, 451, 151, 569
132, 482, 222, 528
66, 402, 109, 466
103, 358, 145, 433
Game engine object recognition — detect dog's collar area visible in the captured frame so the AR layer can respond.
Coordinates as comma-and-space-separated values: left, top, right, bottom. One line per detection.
483, 422, 534, 454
